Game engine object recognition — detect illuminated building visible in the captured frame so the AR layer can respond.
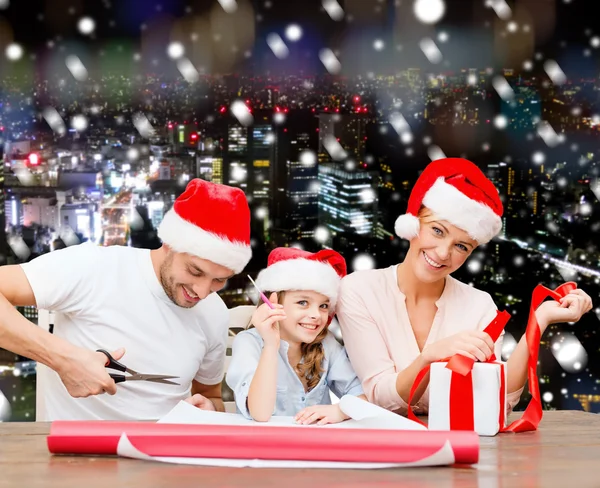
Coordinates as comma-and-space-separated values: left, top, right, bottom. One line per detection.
318, 163, 378, 236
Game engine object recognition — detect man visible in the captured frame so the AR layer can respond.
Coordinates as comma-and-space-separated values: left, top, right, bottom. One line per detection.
0, 179, 252, 420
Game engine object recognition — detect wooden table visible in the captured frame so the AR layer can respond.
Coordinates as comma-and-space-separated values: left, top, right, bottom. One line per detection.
1, 411, 599, 488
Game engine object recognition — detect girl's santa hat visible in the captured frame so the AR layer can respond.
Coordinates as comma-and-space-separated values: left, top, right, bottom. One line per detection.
394, 158, 503, 244
158, 178, 252, 273
255, 247, 347, 309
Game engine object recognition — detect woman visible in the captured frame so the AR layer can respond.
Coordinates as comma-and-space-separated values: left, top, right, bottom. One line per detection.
336, 158, 593, 416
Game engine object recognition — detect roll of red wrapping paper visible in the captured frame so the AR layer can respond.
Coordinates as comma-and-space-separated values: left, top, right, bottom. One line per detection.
47, 422, 479, 465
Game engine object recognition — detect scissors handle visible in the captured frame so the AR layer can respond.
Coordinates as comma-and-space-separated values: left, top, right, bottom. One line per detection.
97, 349, 127, 373
108, 373, 127, 384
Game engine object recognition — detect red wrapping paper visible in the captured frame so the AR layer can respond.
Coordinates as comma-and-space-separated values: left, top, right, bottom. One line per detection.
48, 421, 479, 465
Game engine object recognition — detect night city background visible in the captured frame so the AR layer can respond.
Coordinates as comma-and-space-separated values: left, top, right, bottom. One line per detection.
0, 0, 599, 420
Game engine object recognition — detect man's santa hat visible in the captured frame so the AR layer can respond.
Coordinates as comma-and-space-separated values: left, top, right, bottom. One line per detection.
394, 158, 503, 244
158, 178, 252, 273
255, 248, 347, 309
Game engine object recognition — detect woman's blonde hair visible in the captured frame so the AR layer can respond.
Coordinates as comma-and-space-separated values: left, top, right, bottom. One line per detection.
249, 290, 327, 391
418, 205, 436, 222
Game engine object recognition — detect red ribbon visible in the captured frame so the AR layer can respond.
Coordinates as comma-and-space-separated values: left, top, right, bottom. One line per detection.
407, 282, 577, 433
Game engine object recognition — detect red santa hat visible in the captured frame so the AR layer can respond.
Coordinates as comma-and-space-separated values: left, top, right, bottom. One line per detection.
255, 247, 347, 309
394, 158, 503, 244
157, 179, 252, 273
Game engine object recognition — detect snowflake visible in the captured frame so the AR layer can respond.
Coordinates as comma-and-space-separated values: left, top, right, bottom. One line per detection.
267, 33, 289, 59
217, 0, 238, 13
319, 49, 341, 74
352, 254, 376, 271
427, 145, 446, 161
300, 150, 317, 167
5, 43, 23, 61
359, 188, 376, 203
177, 58, 200, 83
42, 107, 66, 136
65, 55, 88, 82
71, 114, 88, 132
419, 38, 442, 64
285, 24, 303, 42
373, 39, 385, 51
543, 59, 567, 85
255, 207, 268, 219
167, 42, 185, 60
322, 0, 344, 21
230, 100, 254, 127
532, 151, 545, 165
78, 17, 96, 35
273, 112, 286, 125
127, 148, 139, 160
467, 259, 482, 273
413, 0, 446, 24
493, 114, 508, 129
313, 226, 331, 244
492, 76, 514, 101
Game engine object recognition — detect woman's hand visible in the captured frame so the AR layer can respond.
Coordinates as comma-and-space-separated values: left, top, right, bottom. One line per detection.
250, 293, 286, 348
536, 289, 593, 333
294, 404, 349, 425
422, 330, 495, 363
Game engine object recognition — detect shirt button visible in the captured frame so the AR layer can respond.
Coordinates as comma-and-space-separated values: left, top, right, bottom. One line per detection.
301, 396, 305, 401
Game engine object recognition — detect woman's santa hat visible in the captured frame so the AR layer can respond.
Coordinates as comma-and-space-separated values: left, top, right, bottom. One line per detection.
255, 248, 347, 309
394, 158, 503, 244
158, 178, 252, 273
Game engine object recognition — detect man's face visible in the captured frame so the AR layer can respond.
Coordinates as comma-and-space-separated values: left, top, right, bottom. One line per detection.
159, 251, 235, 308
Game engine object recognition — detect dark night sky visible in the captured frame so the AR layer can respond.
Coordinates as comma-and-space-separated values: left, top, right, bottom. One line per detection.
0, 0, 594, 44
1, 0, 598, 75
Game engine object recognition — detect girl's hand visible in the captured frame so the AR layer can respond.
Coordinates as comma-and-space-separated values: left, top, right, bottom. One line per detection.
294, 404, 349, 425
536, 289, 593, 333
184, 394, 216, 411
250, 293, 286, 348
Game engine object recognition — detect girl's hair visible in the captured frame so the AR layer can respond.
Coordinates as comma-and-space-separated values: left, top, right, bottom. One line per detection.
249, 290, 327, 391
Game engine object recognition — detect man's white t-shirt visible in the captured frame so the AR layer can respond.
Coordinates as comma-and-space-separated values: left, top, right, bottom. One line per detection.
20, 242, 230, 421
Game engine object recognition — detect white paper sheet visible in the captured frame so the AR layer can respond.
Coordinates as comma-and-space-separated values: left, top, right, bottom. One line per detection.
116, 434, 455, 469
158, 395, 427, 431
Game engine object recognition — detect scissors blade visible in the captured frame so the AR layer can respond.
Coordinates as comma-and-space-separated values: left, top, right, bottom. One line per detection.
145, 378, 180, 385
127, 374, 180, 385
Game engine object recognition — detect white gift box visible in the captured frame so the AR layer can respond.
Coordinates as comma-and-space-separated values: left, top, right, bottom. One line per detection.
428, 361, 507, 436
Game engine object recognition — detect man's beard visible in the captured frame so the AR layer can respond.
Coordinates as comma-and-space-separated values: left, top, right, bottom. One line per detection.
159, 255, 199, 309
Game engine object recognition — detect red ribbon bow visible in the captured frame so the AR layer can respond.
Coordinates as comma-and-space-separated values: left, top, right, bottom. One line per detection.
407, 281, 577, 433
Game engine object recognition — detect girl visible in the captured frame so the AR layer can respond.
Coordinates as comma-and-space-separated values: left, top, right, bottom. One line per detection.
226, 247, 365, 425
337, 158, 592, 416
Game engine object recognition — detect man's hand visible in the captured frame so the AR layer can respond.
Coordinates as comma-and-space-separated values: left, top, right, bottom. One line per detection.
185, 393, 217, 411
294, 404, 349, 426
55, 347, 125, 398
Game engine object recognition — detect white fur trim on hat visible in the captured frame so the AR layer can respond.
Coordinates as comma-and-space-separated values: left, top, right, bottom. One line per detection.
422, 177, 502, 243
255, 258, 342, 309
158, 209, 252, 273
394, 213, 421, 240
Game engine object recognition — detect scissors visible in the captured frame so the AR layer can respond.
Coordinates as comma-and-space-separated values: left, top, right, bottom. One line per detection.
97, 349, 180, 385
